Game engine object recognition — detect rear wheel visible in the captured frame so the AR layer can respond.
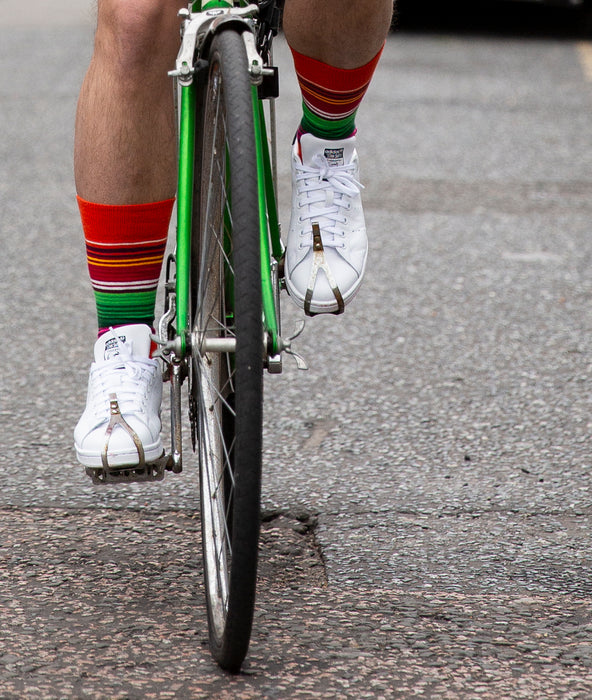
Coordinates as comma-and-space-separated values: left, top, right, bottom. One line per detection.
190, 28, 263, 673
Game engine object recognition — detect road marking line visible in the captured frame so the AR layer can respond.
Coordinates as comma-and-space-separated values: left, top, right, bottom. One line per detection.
577, 42, 592, 82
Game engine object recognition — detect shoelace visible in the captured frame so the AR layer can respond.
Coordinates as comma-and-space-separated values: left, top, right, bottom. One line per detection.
295, 153, 364, 249
90, 335, 157, 418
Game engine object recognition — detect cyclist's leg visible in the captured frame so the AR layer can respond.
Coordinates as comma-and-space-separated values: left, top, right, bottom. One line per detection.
283, 0, 393, 67
282, 1, 393, 315
75, 0, 183, 204
74, 0, 184, 471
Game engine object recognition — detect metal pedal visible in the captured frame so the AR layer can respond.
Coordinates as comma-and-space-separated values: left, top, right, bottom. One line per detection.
85, 454, 174, 486
277, 321, 309, 371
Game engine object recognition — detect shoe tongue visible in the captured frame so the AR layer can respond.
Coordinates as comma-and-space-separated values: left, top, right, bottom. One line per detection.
94, 324, 152, 363
299, 133, 356, 169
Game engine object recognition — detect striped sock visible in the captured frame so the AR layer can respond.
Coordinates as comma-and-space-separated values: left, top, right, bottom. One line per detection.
290, 46, 384, 141
77, 197, 174, 333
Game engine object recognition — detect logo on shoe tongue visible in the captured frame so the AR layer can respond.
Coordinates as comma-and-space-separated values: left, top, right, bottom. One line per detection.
324, 147, 345, 167
104, 335, 127, 361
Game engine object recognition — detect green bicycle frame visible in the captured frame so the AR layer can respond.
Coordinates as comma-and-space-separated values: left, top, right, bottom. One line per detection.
253, 89, 282, 352
175, 2, 283, 356
175, 81, 196, 356
194, 0, 233, 10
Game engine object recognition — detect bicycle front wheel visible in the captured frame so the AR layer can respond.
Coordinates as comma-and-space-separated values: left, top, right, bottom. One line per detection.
191, 28, 263, 672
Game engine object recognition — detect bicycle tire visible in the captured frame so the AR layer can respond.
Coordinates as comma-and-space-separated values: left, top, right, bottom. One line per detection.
190, 28, 263, 673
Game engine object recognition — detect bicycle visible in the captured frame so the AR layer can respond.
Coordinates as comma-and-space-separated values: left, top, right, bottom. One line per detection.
86, 0, 307, 672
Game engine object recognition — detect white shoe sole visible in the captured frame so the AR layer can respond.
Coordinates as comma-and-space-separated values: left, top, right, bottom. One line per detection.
75, 439, 164, 469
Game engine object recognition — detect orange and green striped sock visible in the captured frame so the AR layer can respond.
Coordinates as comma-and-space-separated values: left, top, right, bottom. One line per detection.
290, 45, 384, 141
77, 196, 174, 333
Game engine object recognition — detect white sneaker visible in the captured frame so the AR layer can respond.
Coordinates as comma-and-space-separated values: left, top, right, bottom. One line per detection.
285, 132, 368, 315
74, 324, 163, 468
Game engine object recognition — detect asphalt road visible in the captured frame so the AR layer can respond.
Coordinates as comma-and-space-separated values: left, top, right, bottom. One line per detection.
1, 1, 592, 697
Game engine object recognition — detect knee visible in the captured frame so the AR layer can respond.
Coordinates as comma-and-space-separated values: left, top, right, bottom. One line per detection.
94, 0, 180, 72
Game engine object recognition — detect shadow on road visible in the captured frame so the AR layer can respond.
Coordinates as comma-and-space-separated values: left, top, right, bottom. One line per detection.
394, 0, 592, 39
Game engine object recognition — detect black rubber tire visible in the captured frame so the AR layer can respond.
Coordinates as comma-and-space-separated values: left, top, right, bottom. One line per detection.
190, 28, 263, 673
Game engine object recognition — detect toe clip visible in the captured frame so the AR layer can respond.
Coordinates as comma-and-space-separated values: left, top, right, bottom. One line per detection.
85, 394, 172, 485
304, 222, 345, 317
102, 393, 145, 469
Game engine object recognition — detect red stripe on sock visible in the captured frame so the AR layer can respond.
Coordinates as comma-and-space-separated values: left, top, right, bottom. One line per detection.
290, 45, 384, 120
78, 197, 175, 245
77, 197, 174, 291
